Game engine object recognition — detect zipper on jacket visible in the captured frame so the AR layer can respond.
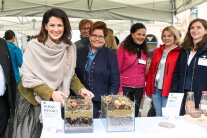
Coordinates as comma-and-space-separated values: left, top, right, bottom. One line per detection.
161, 51, 170, 91
190, 56, 197, 91
182, 48, 189, 92
157, 50, 170, 95
154, 62, 158, 75
166, 63, 169, 76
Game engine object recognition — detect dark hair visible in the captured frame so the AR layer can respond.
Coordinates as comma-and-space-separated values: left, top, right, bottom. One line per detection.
35, 8, 72, 45
4, 30, 15, 40
184, 18, 207, 50
107, 28, 114, 35
122, 23, 149, 57
79, 19, 93, 30
90, 21, 108, 37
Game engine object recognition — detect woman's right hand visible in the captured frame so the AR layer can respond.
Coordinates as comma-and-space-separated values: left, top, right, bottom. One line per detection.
52, 91, 68, 105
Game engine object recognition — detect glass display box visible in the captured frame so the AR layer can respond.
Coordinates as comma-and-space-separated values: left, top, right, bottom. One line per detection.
101, 95, 135, 132
64, 96, 93, 133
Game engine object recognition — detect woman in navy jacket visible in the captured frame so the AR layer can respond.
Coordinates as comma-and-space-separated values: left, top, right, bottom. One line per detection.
76, 21, 120, 118
171, 18, 207, 115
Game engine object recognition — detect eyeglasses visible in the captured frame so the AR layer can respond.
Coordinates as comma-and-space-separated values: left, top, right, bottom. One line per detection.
80, 27, 90, 31
90, 34, 105, 40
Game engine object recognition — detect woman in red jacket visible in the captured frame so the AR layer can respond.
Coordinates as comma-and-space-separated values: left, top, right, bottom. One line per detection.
145, 26, 181, 116
117, 23, 149, 117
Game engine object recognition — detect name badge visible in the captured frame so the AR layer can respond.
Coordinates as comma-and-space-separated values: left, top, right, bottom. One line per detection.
138, 59, 146, 64
198, 57, 207, 66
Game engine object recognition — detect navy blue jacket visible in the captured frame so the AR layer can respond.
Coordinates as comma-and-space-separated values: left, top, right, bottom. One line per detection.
171, 43, 207, 108
76, 46, 120, 101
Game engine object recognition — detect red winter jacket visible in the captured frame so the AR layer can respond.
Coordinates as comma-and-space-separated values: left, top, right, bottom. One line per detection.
145, 45, 181, 97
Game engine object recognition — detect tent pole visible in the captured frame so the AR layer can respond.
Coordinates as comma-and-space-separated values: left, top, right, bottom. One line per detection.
171, 0, 176, 25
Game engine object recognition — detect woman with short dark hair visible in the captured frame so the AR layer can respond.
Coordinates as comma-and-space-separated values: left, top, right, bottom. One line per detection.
76, 21, 120, 118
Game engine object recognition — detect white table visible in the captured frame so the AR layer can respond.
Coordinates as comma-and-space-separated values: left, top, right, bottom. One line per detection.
41, 117, 207, 138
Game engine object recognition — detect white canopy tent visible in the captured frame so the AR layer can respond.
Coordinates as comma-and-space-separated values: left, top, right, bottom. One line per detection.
0, 0, 206, 31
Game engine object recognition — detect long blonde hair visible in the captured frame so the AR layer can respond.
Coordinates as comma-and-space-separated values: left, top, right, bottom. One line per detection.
105, 33, 117, 50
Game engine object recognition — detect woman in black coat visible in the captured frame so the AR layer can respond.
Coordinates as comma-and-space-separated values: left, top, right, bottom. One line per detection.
0, 37, 16, 138
171, 18, 207, 115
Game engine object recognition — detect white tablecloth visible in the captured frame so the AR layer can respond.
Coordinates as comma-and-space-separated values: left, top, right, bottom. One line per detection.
41, 117, 207, 138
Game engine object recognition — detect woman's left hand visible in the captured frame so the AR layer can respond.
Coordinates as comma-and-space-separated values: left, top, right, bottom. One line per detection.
79, 88, 95, 99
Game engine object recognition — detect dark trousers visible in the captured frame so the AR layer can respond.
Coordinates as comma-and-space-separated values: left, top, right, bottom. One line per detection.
147, 102, 156, 117
92, 100, 101, 118
0, 96, 9, 138
123, 86, 144, 117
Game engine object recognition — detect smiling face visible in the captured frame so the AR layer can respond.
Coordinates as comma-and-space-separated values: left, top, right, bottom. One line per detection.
131, 28, 146, 45
45, 16, 64, 44
89, 29, 105, 52
162, 30, 176, 47
190, 21, 207, 43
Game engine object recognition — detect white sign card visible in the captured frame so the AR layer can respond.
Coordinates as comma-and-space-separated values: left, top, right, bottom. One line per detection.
41, 101, 62, 130
163, 93, 184, 117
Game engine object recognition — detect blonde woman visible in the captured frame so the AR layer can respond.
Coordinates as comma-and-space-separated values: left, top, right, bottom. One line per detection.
146, 26, 181, 116
105, 28, 117, 51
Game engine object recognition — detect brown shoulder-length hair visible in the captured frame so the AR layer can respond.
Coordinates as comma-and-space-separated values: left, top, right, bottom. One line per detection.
78, 19, 93, 30
89, 21, 108, 37
34, 8, 72, 45
121, 23, 149, 57
184, 18, 207, 50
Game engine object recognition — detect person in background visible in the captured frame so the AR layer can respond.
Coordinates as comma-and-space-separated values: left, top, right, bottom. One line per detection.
4, 30, 23, 83
146, 26, 181, 116
75, 19, 93, 50
105, 28, 117, 51
117, 23, 149, 117
108, 28, 119, 46
12, 8, 94, 138
171, 18, 207, 115
76, 21, 120, 118
0, 38, 16, 138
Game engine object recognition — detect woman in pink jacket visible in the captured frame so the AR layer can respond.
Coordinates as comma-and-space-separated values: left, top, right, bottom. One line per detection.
117, 23, 149, 117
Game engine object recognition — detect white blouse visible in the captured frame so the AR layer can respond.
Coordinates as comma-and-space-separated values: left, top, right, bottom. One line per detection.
188, 51, 196, 66
0, 65, 6, 96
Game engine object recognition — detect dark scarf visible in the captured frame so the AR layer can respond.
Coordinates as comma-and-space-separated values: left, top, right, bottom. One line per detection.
131, 41, 146, 58
80, 35, 90, 45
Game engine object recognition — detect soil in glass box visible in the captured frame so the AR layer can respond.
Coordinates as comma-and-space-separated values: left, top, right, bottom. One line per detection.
64, 96, 93, 133
101, 95, 135, 132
